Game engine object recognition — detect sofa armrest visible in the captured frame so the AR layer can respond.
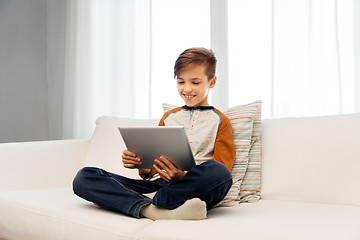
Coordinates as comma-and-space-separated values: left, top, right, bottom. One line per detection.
0, 139, 89, 191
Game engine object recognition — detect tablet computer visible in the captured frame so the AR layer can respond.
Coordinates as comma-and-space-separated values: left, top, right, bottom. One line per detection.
118, 126, 196, 171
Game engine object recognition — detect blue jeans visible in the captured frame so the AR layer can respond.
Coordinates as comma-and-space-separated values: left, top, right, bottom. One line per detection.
73, 160, 232, 218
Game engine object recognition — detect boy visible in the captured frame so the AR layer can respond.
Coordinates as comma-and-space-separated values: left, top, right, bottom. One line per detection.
73, 47, 236, 220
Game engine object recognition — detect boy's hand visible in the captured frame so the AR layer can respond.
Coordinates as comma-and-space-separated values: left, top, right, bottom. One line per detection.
153, 156, 186, 182
122, 150, 142, 169
122, 150, 151, 174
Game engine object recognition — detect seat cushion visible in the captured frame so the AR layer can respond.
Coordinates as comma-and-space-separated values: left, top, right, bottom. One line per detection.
135, 200, 360, 240
0, 188, 152, 240
1, 189, 359, 240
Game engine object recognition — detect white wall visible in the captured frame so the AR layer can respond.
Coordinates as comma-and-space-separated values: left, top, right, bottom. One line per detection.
0, 0, 49, 143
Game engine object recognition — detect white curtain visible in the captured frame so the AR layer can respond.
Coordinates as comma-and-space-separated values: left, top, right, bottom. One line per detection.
62, 0, 209, 139
63, 0, 151, 139
62, 0, 359, 139
271, 0, 355, 118
228, 0, 358, 118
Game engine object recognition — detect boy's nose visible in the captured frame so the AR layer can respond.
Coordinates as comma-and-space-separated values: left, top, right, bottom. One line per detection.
184, 85, 192, 93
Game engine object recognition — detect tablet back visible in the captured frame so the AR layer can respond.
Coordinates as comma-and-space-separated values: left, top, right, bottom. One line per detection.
118, 126, 196, 170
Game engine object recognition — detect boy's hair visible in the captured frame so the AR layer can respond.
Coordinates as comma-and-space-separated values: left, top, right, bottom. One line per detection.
174, 47, 217, 80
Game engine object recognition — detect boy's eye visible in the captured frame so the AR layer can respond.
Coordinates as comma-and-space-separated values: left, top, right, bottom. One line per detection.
177, 81, 184, 84
193, 82, 200, 85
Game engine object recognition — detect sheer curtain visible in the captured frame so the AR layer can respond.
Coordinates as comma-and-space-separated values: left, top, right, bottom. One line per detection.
228, 0, 357, 118
150, 0, 211, 118
62, 0, 210, 139
62, 0, 359, 138
63, 0, 150, 139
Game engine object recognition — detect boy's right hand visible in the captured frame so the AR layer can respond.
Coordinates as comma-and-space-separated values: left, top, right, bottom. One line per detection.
122, 150, 142, 169
121, 150, 151, 174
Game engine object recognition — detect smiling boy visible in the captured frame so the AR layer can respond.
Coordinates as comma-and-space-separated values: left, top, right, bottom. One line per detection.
177, 58, 216, 107
73, 47, 236, 220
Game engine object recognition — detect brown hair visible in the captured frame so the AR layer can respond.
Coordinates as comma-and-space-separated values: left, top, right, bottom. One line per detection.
174, 47, 217, 80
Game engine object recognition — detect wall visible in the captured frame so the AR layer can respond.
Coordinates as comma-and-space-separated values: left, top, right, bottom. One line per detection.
0, 0, 49, 143
46, 0, 66, 140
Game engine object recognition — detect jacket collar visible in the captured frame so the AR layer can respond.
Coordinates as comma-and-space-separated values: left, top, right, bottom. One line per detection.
182, 105, 214, 110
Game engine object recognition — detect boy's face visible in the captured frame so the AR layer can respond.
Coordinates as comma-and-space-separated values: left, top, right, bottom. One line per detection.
176, 64, 216, 108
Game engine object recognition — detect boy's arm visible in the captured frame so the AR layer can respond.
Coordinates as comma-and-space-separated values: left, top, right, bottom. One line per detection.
212, 112, 236, 172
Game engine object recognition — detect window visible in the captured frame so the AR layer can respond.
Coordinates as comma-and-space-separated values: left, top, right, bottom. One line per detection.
228, 0, 272, 117
149, 0, 211, 118
227, 0, 355, 118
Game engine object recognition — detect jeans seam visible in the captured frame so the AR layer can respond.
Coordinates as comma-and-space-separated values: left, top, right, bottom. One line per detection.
135, 201, 152, 218
99, 169, 157, 191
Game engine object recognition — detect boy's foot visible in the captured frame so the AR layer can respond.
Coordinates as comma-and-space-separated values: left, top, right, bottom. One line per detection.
140, 198, 207, 220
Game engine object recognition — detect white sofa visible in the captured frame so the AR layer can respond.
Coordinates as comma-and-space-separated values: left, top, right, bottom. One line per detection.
1, 112, 360, 240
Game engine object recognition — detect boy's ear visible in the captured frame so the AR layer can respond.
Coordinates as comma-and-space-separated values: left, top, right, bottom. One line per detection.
209, 76, 217, 88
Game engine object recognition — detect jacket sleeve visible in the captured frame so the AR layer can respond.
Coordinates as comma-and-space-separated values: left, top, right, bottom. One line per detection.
138, 169, 158, 180
212, 111, 236, 172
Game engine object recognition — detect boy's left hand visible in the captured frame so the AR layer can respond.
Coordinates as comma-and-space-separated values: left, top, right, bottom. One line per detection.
153, 156, 186, 182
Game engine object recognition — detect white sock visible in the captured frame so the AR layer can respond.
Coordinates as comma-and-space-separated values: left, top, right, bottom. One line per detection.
140, 198, 207, 221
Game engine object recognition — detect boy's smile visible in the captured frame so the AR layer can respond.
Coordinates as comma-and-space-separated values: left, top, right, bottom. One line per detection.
176, 64, 216, 108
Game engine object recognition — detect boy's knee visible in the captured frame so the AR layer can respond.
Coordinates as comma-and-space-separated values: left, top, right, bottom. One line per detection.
72, 167, 98, 196
201, 160, 232, 181
202, 161, 233, 195
185, 160, 233, 195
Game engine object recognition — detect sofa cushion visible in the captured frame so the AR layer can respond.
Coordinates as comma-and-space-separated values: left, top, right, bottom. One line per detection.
261, 113, 360, 206
83, 116, 159, 179
163, 100, 262, 206
0, 188, 152, 240
2, 189, 359, 240
134, 200, 360, 240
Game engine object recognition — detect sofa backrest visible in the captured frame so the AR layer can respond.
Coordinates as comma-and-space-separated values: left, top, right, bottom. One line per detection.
261, 113, 360, 206
84, 112, 360, 206
0, 139, 89, 191
83, 116, 160, 179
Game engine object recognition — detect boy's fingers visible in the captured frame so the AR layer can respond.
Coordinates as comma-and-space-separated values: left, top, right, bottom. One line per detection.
155, 158, 171, 173
154, 164, 170, 181
123, 150, 137, 157
123, 163, 135, 169
159, 156, 177, 171
122, 155, 142, 169
124, 158, 141, 164
122, 152, 141, 162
